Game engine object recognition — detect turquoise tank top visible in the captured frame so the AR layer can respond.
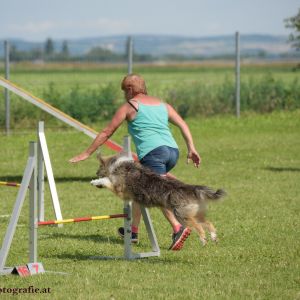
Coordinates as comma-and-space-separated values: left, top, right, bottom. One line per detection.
127, 102, 178, 160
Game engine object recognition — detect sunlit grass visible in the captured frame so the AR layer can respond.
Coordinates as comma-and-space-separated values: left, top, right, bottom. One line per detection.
0, 111, 299, 299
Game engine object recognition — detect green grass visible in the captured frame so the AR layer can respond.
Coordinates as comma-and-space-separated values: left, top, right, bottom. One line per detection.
2, 62, 298, 97
0, 111, 299, 299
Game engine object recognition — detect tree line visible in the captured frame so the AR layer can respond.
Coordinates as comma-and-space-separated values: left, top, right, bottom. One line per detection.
9, 38, 154, 62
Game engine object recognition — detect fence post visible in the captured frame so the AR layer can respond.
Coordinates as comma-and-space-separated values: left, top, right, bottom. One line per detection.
4, 40, 10, 134
127, 36, 133, 74
235, 31, 240, 118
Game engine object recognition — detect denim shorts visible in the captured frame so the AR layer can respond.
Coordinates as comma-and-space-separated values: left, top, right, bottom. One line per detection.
140, 146, 179, 175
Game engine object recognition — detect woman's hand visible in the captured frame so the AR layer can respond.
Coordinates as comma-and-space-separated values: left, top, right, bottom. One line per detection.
69, 151, 90, 163
187, 149, 201, 168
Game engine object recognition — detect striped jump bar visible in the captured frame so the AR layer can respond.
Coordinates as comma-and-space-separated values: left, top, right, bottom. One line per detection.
0, 181, 21, 188
38, 213, 127, 226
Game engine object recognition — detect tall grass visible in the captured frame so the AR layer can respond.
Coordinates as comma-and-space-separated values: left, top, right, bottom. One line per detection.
42, 82, 121, 122
168, 74, 300, 118
0, 66, 299, 127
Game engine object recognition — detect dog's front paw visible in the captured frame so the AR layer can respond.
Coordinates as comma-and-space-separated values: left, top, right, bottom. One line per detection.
90, 179, 104, 188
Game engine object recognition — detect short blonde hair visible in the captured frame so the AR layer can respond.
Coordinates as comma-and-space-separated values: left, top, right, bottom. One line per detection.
121, 74, 147, 96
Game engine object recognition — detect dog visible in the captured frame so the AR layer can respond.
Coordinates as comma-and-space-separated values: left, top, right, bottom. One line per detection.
91, 152, 225, 246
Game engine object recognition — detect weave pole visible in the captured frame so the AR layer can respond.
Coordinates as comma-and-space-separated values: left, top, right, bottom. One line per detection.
38, 213, 127, 226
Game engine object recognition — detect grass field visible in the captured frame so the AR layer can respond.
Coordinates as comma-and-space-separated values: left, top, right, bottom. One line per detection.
3, 62, 298, 95
0, 110, 299, 299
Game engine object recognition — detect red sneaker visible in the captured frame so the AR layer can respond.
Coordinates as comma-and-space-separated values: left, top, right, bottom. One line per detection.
168, 226, 191, 251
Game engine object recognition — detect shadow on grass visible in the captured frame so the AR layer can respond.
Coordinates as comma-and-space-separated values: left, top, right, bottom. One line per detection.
42, 252, 122, 261
40, 233, 179, 263
43, 251, 176, 264
41, 232, 123, 245
264, 166, 300, 172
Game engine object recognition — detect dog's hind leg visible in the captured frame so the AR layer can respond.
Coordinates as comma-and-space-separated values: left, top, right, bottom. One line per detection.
188, 217, 207, 246
202, 220, 218, 243
195, 212, 218, 243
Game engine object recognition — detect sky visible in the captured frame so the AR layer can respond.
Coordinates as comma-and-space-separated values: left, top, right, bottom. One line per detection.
1, 0, 299, 41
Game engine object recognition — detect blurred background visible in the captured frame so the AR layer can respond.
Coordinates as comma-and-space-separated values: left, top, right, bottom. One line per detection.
0, 0, 299, 129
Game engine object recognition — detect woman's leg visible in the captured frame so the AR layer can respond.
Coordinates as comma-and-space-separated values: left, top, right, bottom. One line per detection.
161, 207, 182, 233
160, 173, 182, 232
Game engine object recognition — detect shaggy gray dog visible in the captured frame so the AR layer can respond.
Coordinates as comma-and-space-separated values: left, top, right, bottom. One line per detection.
91, 153, 225, 245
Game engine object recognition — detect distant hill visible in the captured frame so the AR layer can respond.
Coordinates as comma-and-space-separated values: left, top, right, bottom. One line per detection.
0, 34, 296, 59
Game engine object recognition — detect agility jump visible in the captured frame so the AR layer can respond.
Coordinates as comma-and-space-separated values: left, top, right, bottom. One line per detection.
0, 135, 160, 276
0, 79, 160, 276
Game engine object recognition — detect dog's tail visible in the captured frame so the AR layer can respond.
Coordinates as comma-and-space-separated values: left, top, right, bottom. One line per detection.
195, 186, 226, 201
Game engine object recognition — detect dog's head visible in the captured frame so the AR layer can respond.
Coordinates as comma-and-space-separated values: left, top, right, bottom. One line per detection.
96, 152, 132, 178
96, 153, 116, 178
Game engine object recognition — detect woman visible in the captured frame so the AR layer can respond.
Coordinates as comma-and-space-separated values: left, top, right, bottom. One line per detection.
69, 74, 201, 251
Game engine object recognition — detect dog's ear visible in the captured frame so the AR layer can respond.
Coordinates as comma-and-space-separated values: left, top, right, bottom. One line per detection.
96, 151, 106, 165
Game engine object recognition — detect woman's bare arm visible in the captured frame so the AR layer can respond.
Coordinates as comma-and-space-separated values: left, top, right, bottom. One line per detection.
69, 103, 129, 163
167, 104, 201, 167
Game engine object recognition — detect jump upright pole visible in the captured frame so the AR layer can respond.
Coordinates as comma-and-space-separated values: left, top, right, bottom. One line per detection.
0, 142, 37, 274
